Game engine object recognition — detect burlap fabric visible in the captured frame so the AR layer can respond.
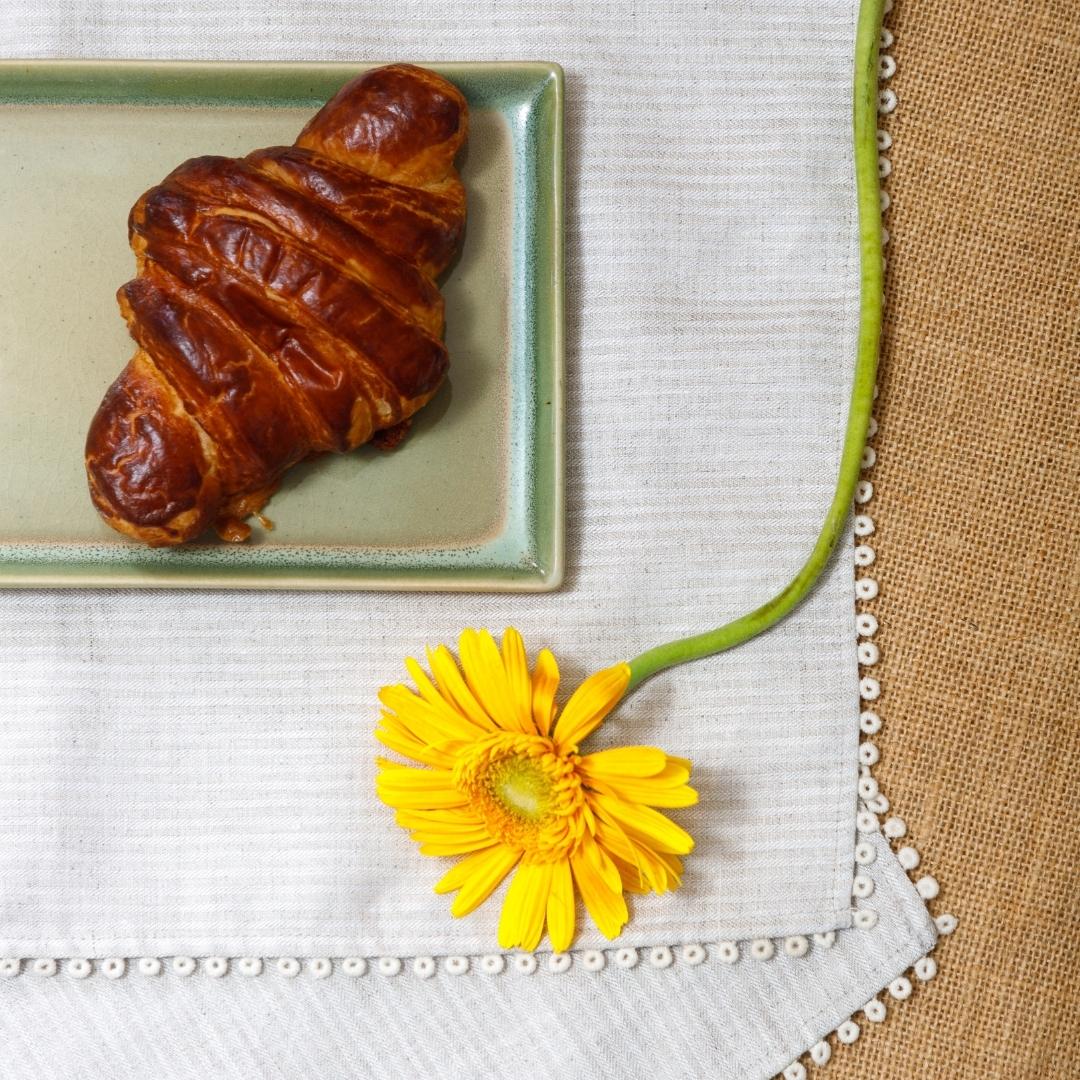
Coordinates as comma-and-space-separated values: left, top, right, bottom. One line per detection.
828, 1, 1080, 1077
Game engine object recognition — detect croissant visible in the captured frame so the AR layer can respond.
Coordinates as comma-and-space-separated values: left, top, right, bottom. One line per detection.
85, 64, 467, 546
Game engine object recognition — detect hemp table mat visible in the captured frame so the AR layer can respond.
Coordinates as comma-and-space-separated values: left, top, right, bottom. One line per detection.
0, 2, 940, 1077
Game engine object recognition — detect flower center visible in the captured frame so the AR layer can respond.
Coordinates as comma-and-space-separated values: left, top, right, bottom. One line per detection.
488, 755, 552, 821
453, 733, 586, 861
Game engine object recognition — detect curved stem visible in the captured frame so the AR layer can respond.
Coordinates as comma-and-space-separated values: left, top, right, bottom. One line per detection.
626, 0, 885, 694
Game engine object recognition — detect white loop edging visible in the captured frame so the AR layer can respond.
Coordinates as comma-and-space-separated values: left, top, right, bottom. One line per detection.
883, 815, 907, 839
582, 950, 606, 972
205, 957, 229, 978
101, 957, 126, 980
935, 913, 959, 936
783, 936, 810, 959
513, 953, 538, 975
914, 955, 939, 983
648, 946, 674, 969
836, 1019, 861, 1045
716, 941, 739, 964
749, 939, 775, 961
864, 998, 887, 1023
479, 954, 505, 975
681, 944, 707, 966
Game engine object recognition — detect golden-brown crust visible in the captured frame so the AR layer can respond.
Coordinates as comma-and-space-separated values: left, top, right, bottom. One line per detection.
85, 63, 467, 546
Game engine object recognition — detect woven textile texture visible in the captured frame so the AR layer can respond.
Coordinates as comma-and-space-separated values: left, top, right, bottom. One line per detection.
0, 0, 865, 958
0, 833, 935, 1080
827, 0, 1080, 1077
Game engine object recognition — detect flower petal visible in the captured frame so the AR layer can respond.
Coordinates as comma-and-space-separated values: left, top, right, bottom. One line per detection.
419, 836, 501, 856
393, 807, 484, 831
591, 792, 695, 855
375, 716, 457, 768
378, 683, 478, 746
596, 817, 684, 894
570, 834, 628, 940
459, 629, 531, 734
530, 648, 560, 736
435, 844, 520, 916
552, 663, 631, 751
579, 746, 670, 779
404, 656, 493, 736
586, 770, 698, 809
376, 760, 469, 811
498, 861, 553, 950
545, 858, 576, 952
426, 644, 498, 731
500, 628, 535, 733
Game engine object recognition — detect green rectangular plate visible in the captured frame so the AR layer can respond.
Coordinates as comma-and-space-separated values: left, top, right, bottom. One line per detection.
0, 61, 564, 590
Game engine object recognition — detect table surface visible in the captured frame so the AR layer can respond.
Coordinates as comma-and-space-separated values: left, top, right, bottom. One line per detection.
830, 0, 1079, 1076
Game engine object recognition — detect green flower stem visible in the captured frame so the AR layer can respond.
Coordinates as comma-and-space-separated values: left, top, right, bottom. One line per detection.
626, 0, 886, 695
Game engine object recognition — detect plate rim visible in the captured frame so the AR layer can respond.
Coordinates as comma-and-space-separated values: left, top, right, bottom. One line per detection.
0, 58, 565, 592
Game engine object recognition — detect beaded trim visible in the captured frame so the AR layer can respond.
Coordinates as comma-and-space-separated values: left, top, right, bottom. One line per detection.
782, 7, 957, 1075
0, 925, 864, 980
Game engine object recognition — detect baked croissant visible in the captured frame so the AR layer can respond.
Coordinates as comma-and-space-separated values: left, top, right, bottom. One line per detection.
85, 64, 467, 546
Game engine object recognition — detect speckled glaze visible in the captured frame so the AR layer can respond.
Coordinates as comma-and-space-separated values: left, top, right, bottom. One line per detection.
0, 61, 564, 590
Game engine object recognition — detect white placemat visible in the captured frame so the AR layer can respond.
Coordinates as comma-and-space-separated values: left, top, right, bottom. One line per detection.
0, 3, 939, 1078
1, 0, 861, 955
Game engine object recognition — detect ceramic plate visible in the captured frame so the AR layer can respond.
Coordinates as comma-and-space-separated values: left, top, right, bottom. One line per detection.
0, 61, 563, 590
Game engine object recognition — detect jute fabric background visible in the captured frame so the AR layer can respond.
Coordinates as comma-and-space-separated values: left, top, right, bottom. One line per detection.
828, 1, 1079, 1077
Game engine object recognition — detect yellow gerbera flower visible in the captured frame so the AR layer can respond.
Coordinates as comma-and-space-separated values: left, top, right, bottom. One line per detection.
375, 628, 697, 952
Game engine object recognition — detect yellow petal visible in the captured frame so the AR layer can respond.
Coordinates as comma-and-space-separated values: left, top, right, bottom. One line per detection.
426, 644, 498, 731
434, 842, 505, 894
404, 656, 493, 736
500, 628, 536, 733
408, 824, 493, 846
530, 648, 560, 736
552, 663, 631, 751
546, 858, 576, 952
591, 792, 695, 855
498, 861, 553, 950
375, 761, 469, 811
570, 835, 628, 940
375, 719, 456, 768
378, 684, 477, 746
459, 629, 530, 734
420, 836, 502, 857
607, 854, 650, 894
393, 807, 484, 831
586, 773, 698, 809
578, 746, 669, 779
597, 818, 684, 894
449, 845, 522, 916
